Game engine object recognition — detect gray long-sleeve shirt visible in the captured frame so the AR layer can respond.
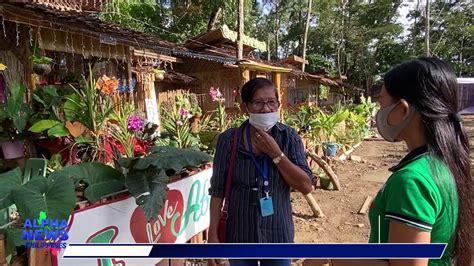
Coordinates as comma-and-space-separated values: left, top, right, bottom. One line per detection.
209, 120, 312, 243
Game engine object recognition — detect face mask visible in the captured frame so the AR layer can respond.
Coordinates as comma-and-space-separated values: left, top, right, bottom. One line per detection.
248, 111, 279, 132
376, 101, 416, 142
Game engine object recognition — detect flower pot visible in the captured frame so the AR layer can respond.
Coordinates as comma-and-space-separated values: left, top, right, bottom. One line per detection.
319, 176, 333, 190
155, 73, 164, 80
323, 142, 338, 157
0, 140, 25, 159
33, 64, 52, 75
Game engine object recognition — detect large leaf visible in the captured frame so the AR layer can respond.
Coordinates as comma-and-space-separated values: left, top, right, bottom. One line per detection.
5, 228, 25, 264
52, 162, 125, 202
29, 120, 61, 133
125, 167, 169, 222
64, 93, 81, 121
11, 176, 75, 222
138, 146, 212, 172
47, 123, 70, 137
0, 168, 23, 209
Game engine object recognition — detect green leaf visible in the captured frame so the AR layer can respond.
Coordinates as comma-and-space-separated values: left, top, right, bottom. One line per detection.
11, 175, 75, 222
0, 168, 23, 210
64, 93, 81, 121
138, 146, 212, 171
5, 228, 25, 263
29, 120, 61, 133
51, 162, 125, 203
125, 168, 169, 222
47, 123, 70, 137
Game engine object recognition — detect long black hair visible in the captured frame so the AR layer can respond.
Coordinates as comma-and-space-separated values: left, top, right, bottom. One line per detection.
384, 57, 473, 266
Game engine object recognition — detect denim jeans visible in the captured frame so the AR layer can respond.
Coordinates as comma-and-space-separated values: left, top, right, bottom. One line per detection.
228, 259, 292, 266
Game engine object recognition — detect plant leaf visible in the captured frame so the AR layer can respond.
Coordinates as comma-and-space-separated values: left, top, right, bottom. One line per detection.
64, 93, 81, 121
11, 175, 75, 222
51, 162, 125, 203
138, 146, 212, 171
125, 169, 169, 221
29, 120, 61, 133
5, 228, 25, 264
47, 123, 70, 137
0, 168, 23, 209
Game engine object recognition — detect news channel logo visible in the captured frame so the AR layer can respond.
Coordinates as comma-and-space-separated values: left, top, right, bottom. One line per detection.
22, 211, 68, 249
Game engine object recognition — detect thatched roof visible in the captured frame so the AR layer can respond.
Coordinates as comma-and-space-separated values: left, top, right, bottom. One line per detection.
0, 2, 234, 63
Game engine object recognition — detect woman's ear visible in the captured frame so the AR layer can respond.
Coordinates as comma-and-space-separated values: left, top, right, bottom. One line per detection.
399, 99, 411, 119
241, 102, 248, 115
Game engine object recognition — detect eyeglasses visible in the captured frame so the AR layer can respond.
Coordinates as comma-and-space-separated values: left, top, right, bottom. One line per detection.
248, 100, 280, 111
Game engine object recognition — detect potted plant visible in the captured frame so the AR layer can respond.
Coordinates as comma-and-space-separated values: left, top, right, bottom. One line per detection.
313, 168, 332, 190
31, 54, 54, 76
318, 109, 349, 157
0, 84, 31, 159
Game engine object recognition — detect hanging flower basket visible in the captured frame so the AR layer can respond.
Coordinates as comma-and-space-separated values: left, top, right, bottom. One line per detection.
33, 64, 52, 76
152, 68, 166, 81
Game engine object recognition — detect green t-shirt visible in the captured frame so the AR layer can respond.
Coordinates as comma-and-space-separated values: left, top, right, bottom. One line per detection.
368, 147, 458, 266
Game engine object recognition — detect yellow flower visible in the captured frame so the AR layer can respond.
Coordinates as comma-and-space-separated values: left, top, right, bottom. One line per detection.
0, 64, 7, 71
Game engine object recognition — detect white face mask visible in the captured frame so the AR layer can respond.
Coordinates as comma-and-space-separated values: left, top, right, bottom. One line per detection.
248, 111, 279, 131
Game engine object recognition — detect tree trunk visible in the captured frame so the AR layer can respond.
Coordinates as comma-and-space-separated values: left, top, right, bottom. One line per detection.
412, 0, 420, 55
208, 7, 222, 31
301, 0, 313, 72
275, 2, 280, 59
425, 0, 430, 56
267, 34, 271, 61
237, 0, 244, 60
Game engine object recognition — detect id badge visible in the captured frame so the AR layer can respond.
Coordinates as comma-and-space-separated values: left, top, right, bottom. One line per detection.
260, 197, 274, 217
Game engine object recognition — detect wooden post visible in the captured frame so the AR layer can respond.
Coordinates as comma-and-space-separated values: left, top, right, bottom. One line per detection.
303, 193, 324, 218
358, 196, 373, 215
307, 151, 341, 191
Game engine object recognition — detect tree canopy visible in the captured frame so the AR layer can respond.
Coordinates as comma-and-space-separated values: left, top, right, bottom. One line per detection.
100, 0, 473, 91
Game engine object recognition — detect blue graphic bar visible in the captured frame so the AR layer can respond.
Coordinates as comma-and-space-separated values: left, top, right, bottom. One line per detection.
63, 243, 446, 259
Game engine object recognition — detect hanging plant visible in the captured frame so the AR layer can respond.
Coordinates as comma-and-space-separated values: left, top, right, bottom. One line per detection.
152, 68, 165, 81
30, 55, 54, 76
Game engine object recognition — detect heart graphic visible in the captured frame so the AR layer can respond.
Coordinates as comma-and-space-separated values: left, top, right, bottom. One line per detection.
130, 190, 184, 243
65, 121, 86, 137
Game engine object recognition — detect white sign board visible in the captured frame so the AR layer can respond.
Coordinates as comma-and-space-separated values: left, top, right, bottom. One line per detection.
55, 168, 213, 266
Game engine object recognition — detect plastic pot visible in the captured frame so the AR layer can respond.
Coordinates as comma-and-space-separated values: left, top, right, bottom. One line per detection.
323, 142, 338, 157
0, 140, 25, 159
320, 176, 333, 190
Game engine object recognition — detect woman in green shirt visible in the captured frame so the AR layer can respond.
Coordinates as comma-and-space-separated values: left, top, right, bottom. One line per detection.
306, 58, 473, 266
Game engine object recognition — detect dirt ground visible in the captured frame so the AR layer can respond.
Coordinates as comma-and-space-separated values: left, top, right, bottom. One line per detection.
292, 140, 407, 243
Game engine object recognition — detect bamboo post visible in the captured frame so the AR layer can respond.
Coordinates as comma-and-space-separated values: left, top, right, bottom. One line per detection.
307, 151, 341, 191
303, 193, 324, 218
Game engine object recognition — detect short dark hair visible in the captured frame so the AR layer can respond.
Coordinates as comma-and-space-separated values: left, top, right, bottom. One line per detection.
241, 78, 278, 103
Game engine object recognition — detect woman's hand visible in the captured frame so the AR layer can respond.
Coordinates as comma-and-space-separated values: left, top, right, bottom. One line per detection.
207, 234, 225, 265
254, 128, 283, 159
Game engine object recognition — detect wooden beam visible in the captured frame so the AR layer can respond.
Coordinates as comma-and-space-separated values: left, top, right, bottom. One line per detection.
133, 49, 182, 63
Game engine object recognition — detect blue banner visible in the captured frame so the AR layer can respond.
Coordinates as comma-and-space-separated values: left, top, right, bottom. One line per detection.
63, 243, 446, 259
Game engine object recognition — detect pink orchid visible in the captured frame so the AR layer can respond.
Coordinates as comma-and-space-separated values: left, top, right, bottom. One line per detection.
179, 107, 190, 118
209, 87, 223, 102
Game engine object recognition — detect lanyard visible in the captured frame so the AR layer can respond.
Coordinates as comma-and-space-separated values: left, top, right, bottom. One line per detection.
246, 125, 270, 197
